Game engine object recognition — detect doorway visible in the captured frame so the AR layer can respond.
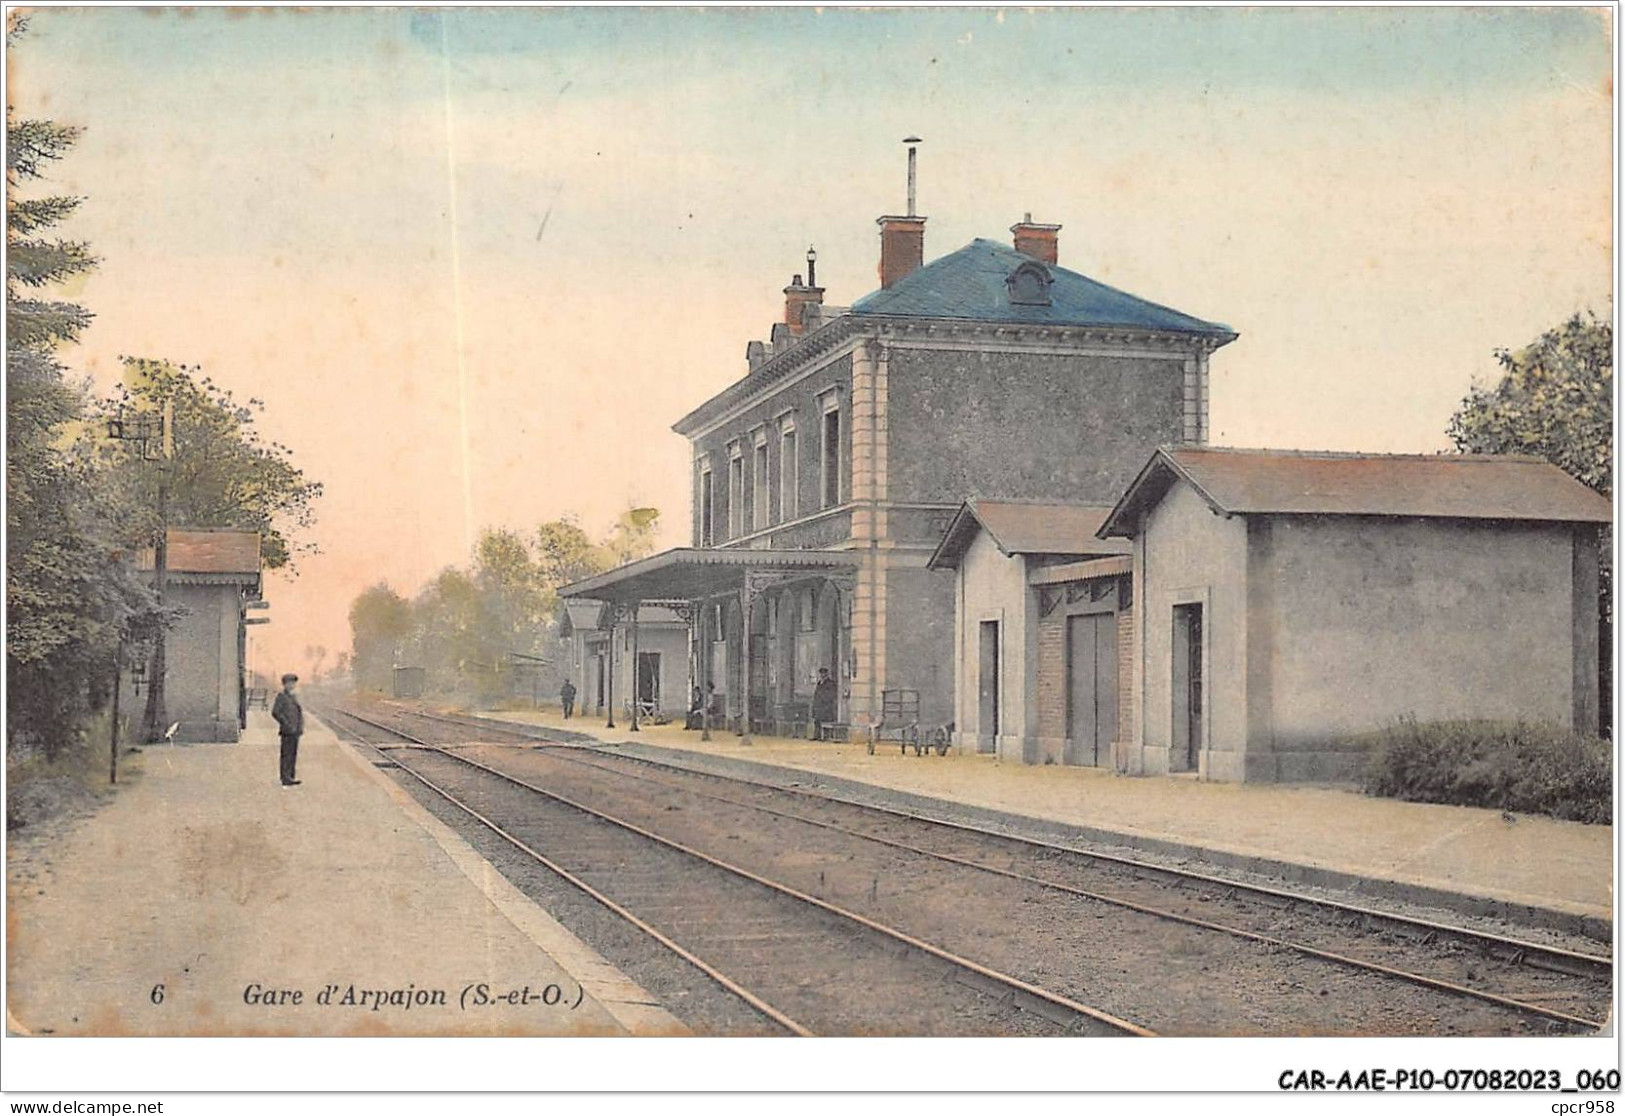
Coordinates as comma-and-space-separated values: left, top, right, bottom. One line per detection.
636, 651, 661, 717
978, 620, 1000, 740
1065, 612, 1119, 766
1171, 604, 1204, 771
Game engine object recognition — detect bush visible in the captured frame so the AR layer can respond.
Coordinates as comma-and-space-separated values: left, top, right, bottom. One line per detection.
1362, 719, 1612, 824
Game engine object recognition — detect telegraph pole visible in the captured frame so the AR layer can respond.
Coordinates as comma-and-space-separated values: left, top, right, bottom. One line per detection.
110, 397, 173, 744
143, 399, 173, 742
108, 644, 122, 784
142, 456, 170, 743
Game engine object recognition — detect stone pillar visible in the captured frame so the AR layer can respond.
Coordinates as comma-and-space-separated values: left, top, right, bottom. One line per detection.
848, 338, 888, 728
738, 584, 752, 744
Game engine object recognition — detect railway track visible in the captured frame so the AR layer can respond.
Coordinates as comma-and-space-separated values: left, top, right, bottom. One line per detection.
323, 704, 1153, 1038
328, 700, 1613, 1036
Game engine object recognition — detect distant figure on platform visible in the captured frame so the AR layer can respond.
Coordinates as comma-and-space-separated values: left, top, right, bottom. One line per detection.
560, 678, 577, 719
271, 673, 304, 787
685, 684, 705, 730
811, 667, 838, 741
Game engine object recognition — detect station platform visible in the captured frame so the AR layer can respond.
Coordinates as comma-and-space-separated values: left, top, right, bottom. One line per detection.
5, 710, 684, 1037
473, 705, 1614, 942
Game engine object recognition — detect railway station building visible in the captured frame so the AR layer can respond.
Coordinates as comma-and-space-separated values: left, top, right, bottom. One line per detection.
560, 197, 1235, 738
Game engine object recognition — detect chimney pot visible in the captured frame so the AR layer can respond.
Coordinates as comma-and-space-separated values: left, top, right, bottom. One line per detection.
1011, 216, 1061, 265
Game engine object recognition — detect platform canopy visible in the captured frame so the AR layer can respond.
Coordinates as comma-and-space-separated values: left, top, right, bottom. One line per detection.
559, 547, 860, 606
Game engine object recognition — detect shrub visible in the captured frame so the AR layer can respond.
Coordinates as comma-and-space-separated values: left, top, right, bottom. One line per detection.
1361, 719, 1612, 824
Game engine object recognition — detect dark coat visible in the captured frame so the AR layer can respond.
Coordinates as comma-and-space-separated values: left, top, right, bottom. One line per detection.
811, 676, 838, 722
271, 690, 304, 737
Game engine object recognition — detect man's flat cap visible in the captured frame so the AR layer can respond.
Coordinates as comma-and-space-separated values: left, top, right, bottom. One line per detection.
281, 672, 299, 682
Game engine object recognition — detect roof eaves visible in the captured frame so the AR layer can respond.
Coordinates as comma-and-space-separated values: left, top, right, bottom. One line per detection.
925, 502, 988, 570
672, 316, 860, 437
848, 307, 1236, 343
1098, 446, 1232, 538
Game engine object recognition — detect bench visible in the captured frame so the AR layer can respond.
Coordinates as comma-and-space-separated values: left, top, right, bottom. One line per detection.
247, 687, 270, 710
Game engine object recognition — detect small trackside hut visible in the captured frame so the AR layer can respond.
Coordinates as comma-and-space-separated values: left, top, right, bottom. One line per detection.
137, 528, 264, 743
1098, 447, 1612, 783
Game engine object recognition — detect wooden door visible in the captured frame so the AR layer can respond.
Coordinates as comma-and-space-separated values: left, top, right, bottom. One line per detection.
1171, 604, 1204, 771
977, 620, 1000, 739
1066, 613, 1118, 766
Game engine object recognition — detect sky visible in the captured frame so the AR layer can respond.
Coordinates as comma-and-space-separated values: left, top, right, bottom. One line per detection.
6, 5, 1613, 677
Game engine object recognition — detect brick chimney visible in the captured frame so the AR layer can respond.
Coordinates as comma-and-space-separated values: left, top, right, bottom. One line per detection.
1011, 213, 1061, 265
877, 136, 927, 288
877, 215, 926, 288
783, 247, 825, 336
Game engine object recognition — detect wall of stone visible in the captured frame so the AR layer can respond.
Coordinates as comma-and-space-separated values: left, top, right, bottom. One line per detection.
868, 557, 955, 731
688, 351, 855, 548
1260, 516, 1581, 774
885, 346, 1187, 506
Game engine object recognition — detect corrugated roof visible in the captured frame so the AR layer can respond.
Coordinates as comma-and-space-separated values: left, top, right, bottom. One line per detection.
137, 529, 261, 575
851, 239, 1235, 336
1100, 447, 1613, 537
929, 500, 1131, 569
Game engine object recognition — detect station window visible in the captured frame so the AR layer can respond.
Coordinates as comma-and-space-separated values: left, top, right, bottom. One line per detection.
820, 400, 842, 509
699, 465, 714, 547
780, 420, 798, 522
753, 436, 769, 532
727, 448, 744, 539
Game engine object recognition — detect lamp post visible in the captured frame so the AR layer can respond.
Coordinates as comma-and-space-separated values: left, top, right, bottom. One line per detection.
108, 400, 173, 744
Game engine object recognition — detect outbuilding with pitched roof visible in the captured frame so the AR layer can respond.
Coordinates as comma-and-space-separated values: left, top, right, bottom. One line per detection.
928, 500, 1133, 763
1098, 447, 1611, 782
137, 528, 263, 743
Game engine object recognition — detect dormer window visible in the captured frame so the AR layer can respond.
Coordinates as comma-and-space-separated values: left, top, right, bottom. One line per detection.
1006, 260, 1053, 306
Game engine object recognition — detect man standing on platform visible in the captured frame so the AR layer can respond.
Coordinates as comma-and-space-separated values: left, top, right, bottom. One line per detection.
811, 667, 838, 741
560, 678, 577, 719
272, 673, 304, 787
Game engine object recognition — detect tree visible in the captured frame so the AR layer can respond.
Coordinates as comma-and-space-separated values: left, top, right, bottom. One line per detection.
602, 506, 662, 567
1448, 311, 1611, 496
348, 583, 412, 692
347, 505, 663, 704
1448, 310, 1612, 733
96, 358, 323, 570
6, 106, 156, 763
532, 517, 603, 590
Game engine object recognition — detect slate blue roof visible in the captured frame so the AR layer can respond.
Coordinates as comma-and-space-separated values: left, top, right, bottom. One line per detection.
850, 238, 1234, 337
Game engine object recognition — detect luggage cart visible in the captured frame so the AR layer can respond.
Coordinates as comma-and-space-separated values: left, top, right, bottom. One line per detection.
866, 688, 923, 755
